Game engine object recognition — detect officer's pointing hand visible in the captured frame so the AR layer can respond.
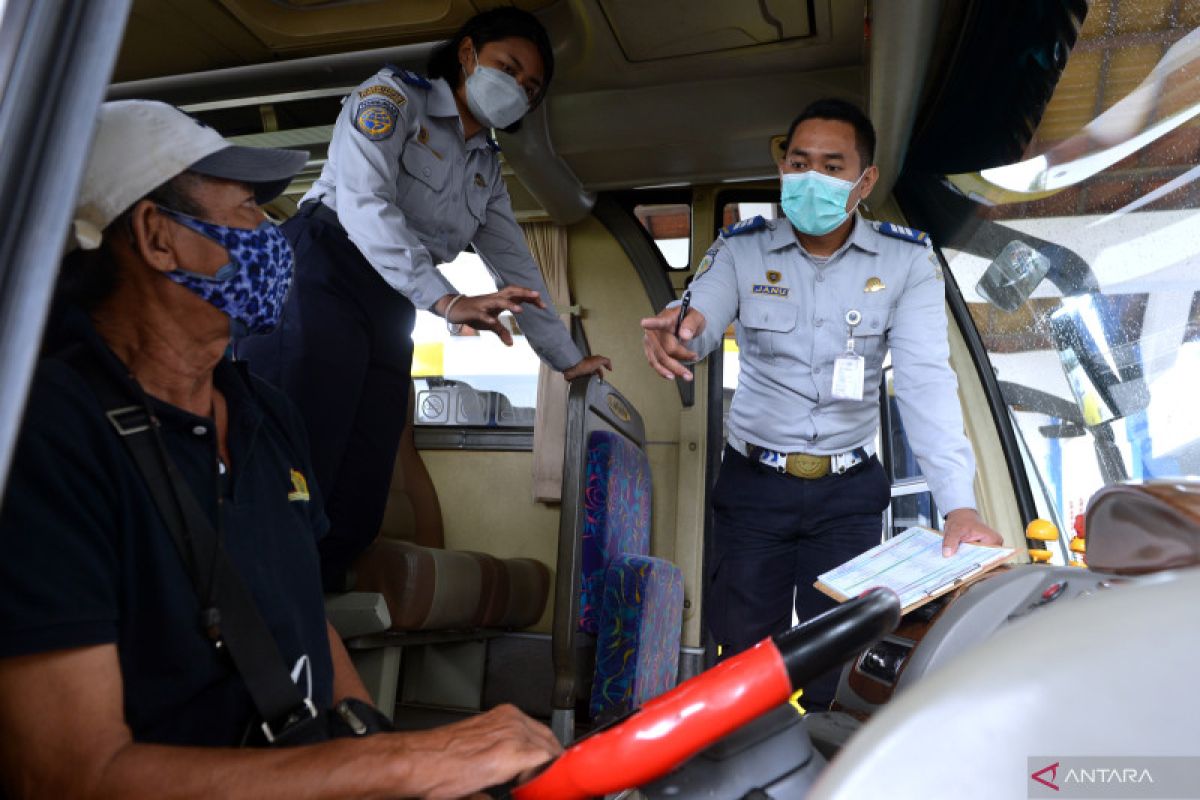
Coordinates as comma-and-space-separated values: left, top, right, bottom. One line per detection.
440, 287, 546, 347
640, 305, 707, 382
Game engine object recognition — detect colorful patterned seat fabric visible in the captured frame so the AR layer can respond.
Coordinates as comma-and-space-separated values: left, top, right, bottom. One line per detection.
589, 553, 685, 720
579, 430, 652, 634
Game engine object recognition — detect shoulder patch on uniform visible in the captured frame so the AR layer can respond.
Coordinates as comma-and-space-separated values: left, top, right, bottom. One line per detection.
873, 221, 931, 245
693, 238, 727, 279
354, 97, 400, 141
720, 215, 768, 238
387, 66, 432, 89
359, 83, 407, 106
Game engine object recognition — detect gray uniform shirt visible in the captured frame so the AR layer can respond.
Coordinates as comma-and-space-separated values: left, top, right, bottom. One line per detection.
305, 68, 583, 372
684, 214, 976, 513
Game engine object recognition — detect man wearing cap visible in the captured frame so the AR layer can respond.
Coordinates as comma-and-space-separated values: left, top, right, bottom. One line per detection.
0, 100, 558, 798
640, 99, 1004, 708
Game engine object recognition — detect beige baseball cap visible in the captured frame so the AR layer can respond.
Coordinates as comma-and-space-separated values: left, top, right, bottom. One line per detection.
71, 99, 309, 250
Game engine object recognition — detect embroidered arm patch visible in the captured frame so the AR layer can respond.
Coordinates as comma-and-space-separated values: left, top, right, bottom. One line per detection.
359, 84, 407, 106
354, 97, 400, 141
693, 239, 726, 279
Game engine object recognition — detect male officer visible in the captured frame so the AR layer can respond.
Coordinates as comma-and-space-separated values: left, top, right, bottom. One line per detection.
641, 98, 1003, 707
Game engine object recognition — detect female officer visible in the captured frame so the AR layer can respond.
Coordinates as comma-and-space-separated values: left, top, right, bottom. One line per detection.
239, 8, 611, 589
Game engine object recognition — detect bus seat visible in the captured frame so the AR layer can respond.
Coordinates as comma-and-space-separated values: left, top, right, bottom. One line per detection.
352, 540, 488, 630
351, 538, 549, 631
492, 557, 552, 629
552, 376, 684, 741
590, 553, 685, 721
579, 429, 653, 633
348, 381, 549, 632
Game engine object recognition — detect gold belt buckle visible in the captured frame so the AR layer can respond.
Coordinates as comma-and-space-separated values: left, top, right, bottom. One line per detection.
786, 452, 830, 479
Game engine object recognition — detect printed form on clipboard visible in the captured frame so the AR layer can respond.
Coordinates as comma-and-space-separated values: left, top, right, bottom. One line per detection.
815, 527, 1015, 614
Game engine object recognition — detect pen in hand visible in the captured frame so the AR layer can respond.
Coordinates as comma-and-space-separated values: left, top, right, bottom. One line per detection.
674, 291, 692, 339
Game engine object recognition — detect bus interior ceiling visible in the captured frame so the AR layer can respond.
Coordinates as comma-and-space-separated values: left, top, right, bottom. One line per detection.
110, 0, 886, 201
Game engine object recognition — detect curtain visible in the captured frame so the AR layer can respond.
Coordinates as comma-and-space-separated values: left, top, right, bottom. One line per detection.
523, 222, 572, 503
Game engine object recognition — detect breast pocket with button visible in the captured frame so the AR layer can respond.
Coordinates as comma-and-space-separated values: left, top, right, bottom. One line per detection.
739, 299, 799, 360
401, 145, 448, 193
848, 304, 893, 360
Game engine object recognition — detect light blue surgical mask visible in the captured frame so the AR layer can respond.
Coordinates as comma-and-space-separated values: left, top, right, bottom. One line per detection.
464, 48, 530, 130
780, 170, 865, 235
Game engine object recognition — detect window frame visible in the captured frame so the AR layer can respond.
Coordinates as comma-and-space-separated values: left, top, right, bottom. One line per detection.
0, 0, 132, 492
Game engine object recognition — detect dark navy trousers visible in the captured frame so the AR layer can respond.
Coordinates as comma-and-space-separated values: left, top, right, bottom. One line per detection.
706, 445, 890, 709
237, 205, 417, 590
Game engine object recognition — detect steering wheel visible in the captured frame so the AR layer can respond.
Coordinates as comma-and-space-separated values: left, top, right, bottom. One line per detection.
512, 587, 901, 799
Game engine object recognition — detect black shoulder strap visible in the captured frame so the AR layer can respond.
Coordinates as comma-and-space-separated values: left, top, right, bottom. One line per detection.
63, 349, 318, 742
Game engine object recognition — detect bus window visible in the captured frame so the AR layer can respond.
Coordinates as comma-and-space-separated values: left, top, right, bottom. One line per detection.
634, 203, 692, 270
411, 250, 539, 429
928, 13, 1200, 552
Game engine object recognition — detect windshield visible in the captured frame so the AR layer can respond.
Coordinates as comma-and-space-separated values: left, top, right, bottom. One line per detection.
940, 9, 1200, 558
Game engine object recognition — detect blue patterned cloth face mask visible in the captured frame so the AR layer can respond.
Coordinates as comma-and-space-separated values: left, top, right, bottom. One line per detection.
780, 170, 865, 235
156, 206, 294, 336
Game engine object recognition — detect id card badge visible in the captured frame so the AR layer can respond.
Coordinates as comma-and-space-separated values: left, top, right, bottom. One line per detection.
832, 309, 866, 401
832, 353, 865, 400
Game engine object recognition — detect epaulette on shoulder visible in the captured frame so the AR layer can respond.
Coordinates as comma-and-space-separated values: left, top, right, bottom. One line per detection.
486, 135, 501, 153
873, 221, 931, 245
386, 66, 432, 89
720, 215, 768, 238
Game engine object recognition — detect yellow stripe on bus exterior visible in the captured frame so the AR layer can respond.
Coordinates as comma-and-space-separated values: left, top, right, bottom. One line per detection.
411, 342, 444, 377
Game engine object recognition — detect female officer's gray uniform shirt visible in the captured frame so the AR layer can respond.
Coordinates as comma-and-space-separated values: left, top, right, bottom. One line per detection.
306, 67, 582, 372
683, 214, 977, 514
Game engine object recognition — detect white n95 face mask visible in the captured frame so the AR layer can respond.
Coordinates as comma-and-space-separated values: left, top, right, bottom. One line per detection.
464, 48, 530, 130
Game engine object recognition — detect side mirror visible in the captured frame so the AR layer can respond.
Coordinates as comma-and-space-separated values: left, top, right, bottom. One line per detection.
975, 240, 1052, 312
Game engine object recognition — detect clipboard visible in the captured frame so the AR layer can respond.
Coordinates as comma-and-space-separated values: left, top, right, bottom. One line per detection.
814, 527, 1015, 615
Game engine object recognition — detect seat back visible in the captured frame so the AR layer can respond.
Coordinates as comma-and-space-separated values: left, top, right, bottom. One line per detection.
590, 552, 684, 720
579, 429, 652, 633
553, 376, 682, 734
1085, 480, 1200, 574
351, 382, 549, 632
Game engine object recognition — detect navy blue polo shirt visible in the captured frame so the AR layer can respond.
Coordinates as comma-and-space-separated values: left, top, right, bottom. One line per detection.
0, 310, 334, 746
